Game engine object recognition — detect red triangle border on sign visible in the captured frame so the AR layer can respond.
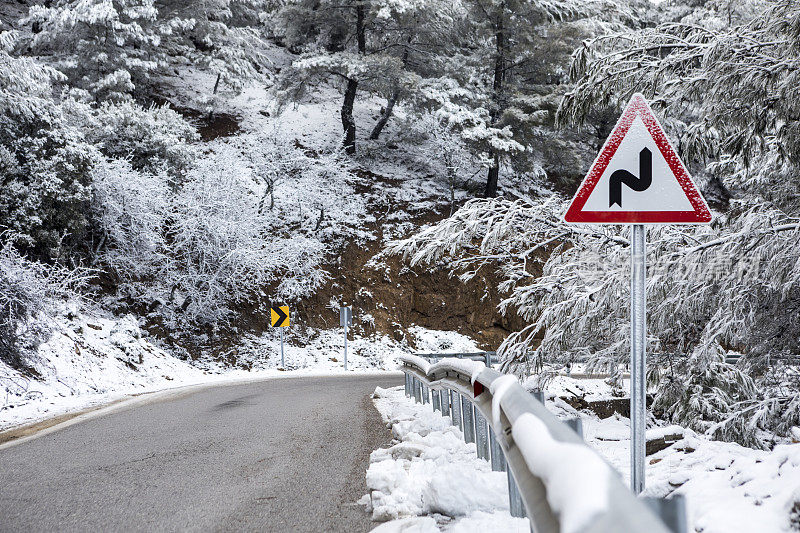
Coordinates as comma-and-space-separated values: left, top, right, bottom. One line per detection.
564, 94, 712, 224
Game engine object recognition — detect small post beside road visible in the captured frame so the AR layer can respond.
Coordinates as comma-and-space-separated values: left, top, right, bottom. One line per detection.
489, 428, 506, 472
440, 390, 450, 417
475, 409, 490, 461
452, 391, 463, 431
508, 469, 525, 518
462, 396, 475, 443
280, 328, 285, 367
340, 306, 352, 371
643, 495, 687, 533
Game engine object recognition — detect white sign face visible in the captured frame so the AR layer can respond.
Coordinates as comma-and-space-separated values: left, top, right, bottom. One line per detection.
580, 116, 694, 212
340, 306, 352, 327
564, 93, 712, 224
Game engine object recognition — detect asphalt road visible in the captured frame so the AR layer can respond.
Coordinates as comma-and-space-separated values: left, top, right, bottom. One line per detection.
0, 374, 399, 532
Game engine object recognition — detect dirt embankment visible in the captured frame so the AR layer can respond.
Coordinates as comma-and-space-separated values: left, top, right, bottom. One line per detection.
296, 204, 527, 351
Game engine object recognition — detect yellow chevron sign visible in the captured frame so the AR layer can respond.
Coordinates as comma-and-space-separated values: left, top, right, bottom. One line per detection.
270, 306, 290, 327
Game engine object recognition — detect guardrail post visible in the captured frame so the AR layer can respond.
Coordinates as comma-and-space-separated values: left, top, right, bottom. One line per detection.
475, 409, 490, 461
432, 388, 441, 411
440, 390, 450, 417
462, 396, 475, 444
452, 391, 463, 431
422, 384, 430, 404
566, 417, 584, 440
531, 389, 544, 404
507, 469, 526, 518
642, 495, 687, 533
489, 428, 506, 472
413, 377, 421, 403
404, 373, 410, 397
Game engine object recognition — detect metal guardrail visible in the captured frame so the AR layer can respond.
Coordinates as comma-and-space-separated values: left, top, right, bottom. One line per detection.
399, 354, 686, 533
414, 351, 500, 366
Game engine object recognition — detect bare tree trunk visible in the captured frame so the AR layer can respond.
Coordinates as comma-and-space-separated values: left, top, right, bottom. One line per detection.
370, 43, 408, 140
342, 80, 358, 154
484, 153, 500, 198
208, 72, 221, 121
341, 3, 367, 154
484, 8, 505, 198
369, 92, 398, 140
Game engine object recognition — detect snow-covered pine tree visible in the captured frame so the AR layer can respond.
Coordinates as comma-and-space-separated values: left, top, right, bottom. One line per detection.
22, 0, 165, 102
0, 31, 99, 260
409, 0, 645, 197
364, 0, 465, 140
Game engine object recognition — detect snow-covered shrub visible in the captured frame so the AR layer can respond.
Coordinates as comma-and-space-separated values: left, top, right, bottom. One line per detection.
164, 133, 366, 324
0, 237, 89, 368
83, 102, 199, 175
91, 158, 171, 281
169, 152, 318, 323
86, 126, 367, 331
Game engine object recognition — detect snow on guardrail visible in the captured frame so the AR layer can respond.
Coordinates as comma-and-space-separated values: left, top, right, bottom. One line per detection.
512, 412, 612, 533
397, 354, 431, 374
428, 359, 485, 384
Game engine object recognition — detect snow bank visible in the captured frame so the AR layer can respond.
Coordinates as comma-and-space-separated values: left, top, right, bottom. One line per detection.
367, 386, 527, 531
644, 436, 800, 533
409, 327, 481, 354
1, 307, 209, 431
233, 328, 407, 373
558, 396, 800, 533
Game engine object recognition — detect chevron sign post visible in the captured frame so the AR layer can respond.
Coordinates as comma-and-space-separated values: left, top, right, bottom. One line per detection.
564, 94, 712, 495
270, 305, 290, 367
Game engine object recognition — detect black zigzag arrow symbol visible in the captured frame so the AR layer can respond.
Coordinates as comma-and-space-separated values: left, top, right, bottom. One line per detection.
609, 147, 652, 208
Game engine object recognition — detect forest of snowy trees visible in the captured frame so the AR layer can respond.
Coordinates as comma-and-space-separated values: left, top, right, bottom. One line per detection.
1, 0, 798, 448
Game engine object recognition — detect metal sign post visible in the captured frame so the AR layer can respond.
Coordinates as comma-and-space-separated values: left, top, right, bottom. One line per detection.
280, 328, 285, 368
630, 224, 646, 494
564, 94, 712, 495
340, 306, 352, 371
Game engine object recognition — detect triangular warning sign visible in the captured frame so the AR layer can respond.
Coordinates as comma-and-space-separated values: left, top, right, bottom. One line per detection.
564, 93, 712, 224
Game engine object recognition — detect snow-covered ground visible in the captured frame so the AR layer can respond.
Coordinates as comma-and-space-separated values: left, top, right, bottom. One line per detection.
367, 382, 800, 533
365, 386, 529, 532
0, 309, 473, 433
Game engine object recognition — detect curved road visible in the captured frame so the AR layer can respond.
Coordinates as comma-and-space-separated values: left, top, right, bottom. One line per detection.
0, 374, 399, 532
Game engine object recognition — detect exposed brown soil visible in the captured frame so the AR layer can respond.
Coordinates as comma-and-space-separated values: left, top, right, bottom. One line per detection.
298, 229, 526, 351
179, 107, 241, 141
149, 96, 241, 141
